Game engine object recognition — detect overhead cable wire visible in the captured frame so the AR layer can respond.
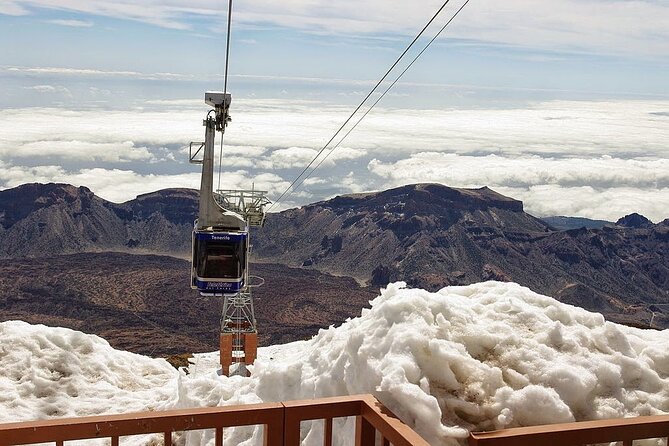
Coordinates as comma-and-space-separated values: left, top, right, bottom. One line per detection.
267, 0, 453, 212
218, 0, 234, 190
290, 0, 471, 196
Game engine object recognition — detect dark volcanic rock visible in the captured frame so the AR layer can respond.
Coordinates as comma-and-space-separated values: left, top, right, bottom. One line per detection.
0, 183, 127, 257
253, 183, 669, 328
253, 183, 552, 286
616, 213, 654, 228
122, 189, 199, 226
0, 183, 94, 229
0, 183, 196, 258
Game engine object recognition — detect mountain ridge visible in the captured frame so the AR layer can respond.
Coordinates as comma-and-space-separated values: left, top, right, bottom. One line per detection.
541, 216, 612, 231
251, 183, 668, 327
1, 182, 667, 329
0, 183, 197, 258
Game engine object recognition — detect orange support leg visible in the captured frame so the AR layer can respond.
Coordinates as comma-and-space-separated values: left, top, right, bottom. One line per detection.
244, 332, 258, 365
220, 333, 233, 376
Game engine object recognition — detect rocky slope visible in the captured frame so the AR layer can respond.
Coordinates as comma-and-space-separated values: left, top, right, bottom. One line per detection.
541, 216, 612, 231
0, 252, 377, 355
252, 184, 669, 326
0, 183, 196, 257
255, 184, 551, 286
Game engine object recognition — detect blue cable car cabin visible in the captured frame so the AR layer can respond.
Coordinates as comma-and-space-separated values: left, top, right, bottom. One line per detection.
191, 229, 247, 294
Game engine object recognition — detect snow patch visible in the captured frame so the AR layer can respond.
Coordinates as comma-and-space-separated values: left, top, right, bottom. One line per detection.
0, 321, 176, 422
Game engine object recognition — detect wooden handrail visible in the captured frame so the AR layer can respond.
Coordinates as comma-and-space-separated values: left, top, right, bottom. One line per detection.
0, 402, 285, 446
282, 394, 431, 446
360, 394, 431, 446
283, 395, 364, 445
469, 413, 669, 446
0, 394, 429, 446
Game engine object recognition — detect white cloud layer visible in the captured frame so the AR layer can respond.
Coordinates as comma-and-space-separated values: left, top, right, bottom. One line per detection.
226, 100, 668, 161
0, 164, 198, 202
356, 101, 668, 158
368, 153, 669, 192
0, 164, 291, 204
47, 19, 93, 27
368, 154, 669, 221
0, 107, 201, 163
3, 0, 669, 57
5, 66, 195, 81
499, 186, 669, 223
260, 146, 366, 169
23, 84, 73, 99
0, 99, 667, 220
20, 140, 154, 162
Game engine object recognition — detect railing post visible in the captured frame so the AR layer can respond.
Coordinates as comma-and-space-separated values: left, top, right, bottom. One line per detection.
356, 415, 375, 446
282, 403, 301, 446
264, 406, 285, 446
324, 418, 333, 446
359, 395, 430, 446
215, 427, 223, 446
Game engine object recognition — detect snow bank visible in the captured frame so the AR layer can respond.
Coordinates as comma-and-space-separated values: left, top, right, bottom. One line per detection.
2, 281, 669, 446
0, 321, 177, 422
238, 281, 669, 444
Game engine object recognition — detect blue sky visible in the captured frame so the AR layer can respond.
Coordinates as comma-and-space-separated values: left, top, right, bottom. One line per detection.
3, 0, 668, 107
0, 0, 668, 220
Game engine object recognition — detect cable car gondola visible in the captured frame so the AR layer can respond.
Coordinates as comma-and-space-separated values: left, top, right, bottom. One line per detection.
189, 91, 248, 295
191, 227, 247, 294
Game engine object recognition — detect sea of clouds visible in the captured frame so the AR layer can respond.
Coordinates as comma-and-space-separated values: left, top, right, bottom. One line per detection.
0, 98, 667, 220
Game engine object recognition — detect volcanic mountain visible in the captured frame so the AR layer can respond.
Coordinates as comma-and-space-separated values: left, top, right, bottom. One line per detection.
0, 183, 197, 258
1, 182, 667, 330
254, 184, 549, 286
252, 184, 669, 327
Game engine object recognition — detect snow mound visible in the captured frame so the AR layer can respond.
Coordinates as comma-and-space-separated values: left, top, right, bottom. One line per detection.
2, 281, 669, 446
238, 281, 669, 444
0, 321, 177, 422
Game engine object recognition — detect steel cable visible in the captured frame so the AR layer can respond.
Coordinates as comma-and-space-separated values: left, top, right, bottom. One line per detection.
218, 0, 234, 190
291, 0, 471, 195
268, 0, 454, 212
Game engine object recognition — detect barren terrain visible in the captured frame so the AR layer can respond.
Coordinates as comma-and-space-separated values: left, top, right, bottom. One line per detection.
0, 253, 377, 356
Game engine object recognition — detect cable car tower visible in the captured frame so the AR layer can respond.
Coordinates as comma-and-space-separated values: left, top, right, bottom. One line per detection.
189, 91, 269, 377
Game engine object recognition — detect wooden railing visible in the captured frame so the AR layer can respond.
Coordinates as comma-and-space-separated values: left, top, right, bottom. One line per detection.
469, 413, 669, 446
5, 392, 667, 446
0, 394, 430, 446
